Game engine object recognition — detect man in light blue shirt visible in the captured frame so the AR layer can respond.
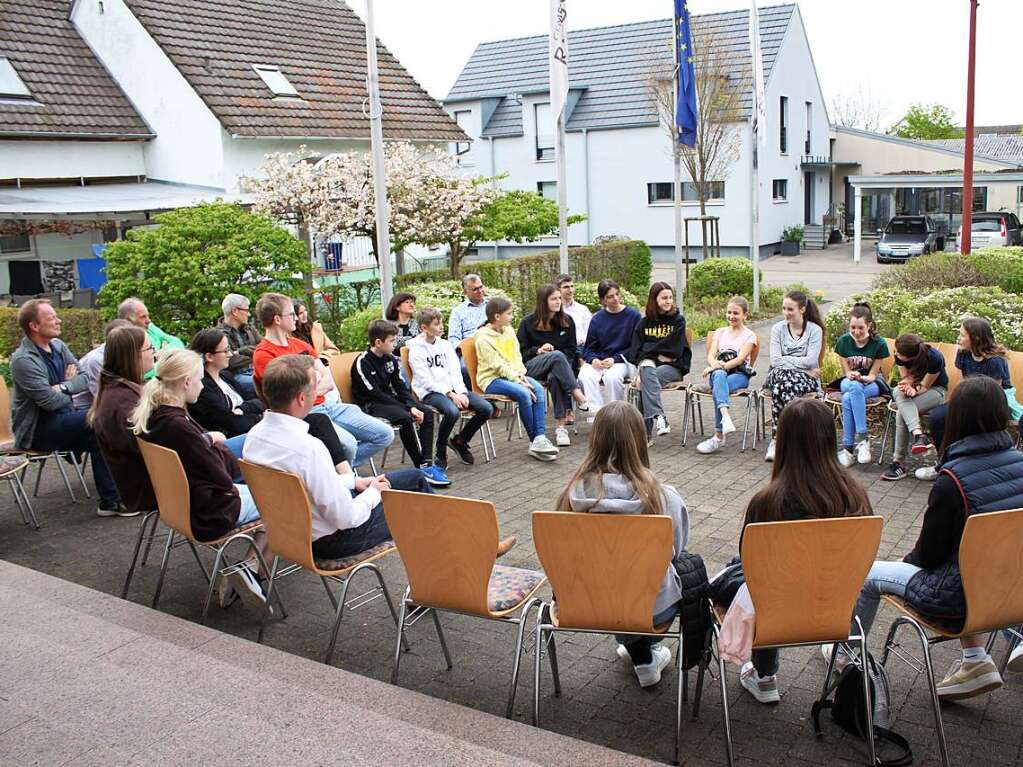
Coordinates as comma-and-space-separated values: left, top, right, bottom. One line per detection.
447, 273, 489, 390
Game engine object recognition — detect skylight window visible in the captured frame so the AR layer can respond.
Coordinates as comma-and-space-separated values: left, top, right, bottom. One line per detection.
0, 58, 32, 99
252, 65, 299, 98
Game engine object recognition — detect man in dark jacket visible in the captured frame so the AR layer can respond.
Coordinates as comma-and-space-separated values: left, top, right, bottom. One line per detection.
10, 299, 123, 515
351, 320, 448, 487
215, 293, 261, 399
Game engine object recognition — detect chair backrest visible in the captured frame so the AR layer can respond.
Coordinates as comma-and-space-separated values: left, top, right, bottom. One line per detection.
936, 342, 962, 392
704, 329, 760, 368
817, 328, 828, 368
532, 511, 673, 633
237, 460, 318, 571
136, 438, 195, 540
71, 288, 95, 308
0, 378, 15, 446
399, 344, 413, 388
740, 515, 883, 647
459, 337, 485, 395
382, 489, 498, 615
1007, 351, 1023, 408
959, 508, 1023, 634
328, 350, 361, 403
685, 327, 693, 347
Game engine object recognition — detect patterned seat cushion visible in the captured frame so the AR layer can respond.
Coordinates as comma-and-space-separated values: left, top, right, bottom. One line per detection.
0, 455, 28, 476
315, 540, 396, 572
488, 564, 545, 612
689, 383, 712, 394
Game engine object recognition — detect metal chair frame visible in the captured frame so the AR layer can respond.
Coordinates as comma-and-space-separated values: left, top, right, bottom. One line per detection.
681, 387, 762, 451
2, 458, 38, 529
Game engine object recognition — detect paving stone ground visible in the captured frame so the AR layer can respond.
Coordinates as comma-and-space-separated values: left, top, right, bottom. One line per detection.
2, 258, 1021, 765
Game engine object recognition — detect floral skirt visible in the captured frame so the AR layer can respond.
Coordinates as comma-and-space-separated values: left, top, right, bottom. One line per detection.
762, 367, 822, 426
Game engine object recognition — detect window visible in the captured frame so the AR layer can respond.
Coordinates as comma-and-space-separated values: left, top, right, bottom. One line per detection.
0, 233, 31, 254
804, 101, 812, 154
252, 65, 299, 97
0, 57, 31, 99
647, 183, 674, 204
1017, 185, 1023, 204
453, 110, 474, 165
646, 181, 724, 204
537, 181, 557, 202
534, 103, 555, 161
772, 179, 788, 201
779, 96, 788, 154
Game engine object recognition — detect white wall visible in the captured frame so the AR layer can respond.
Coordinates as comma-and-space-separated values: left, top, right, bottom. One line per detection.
0, 231, 103, 294
71, 0, 226, 189
0, 141, 145, 180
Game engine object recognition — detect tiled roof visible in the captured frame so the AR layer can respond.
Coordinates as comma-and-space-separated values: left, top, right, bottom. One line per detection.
445, 4, 795, 138
926, 134, 1023, 164
0, 0, 153, 139
123, 0, 465, 141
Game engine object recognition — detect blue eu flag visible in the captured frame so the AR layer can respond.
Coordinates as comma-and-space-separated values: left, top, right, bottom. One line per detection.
674, 0, 698, 148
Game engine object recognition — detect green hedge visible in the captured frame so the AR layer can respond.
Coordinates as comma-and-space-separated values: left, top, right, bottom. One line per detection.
873, 247, 1023, 296
686, 258, 764, 304
0, 308, 105, 358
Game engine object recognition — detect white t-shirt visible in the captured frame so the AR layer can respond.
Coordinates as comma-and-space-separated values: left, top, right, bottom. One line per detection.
215, 375, 244, 409
714, 326, 758, 355
563, 300, 592, 342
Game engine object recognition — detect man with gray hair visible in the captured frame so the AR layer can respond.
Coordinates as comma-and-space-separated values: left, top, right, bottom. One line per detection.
215, 293, 261, 399
117, 297, 184, 356
447, 273, 489, 390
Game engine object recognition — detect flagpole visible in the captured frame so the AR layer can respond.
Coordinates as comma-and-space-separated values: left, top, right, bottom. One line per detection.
550, 0, 570, 274
556, 112, 569, 274
749, 0, 763, 313
364, 0, 392, 312
672, 5, 684, 303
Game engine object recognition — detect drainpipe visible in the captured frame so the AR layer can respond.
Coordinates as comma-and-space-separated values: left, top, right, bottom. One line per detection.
582, 128, 592, 244
490, 136, 499, 259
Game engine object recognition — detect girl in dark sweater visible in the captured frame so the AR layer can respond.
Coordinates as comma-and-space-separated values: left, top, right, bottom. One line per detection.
630, 282, 691, 439
517, 284, 590, 446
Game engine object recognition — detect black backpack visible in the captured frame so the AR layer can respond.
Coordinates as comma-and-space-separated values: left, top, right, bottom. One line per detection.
674, 551, 710, 670
811, 652, 913, 766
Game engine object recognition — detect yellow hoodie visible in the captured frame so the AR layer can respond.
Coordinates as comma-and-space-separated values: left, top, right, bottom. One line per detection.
474, 324, 526, 392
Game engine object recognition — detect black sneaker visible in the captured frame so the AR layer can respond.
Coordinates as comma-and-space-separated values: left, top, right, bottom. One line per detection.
881, 461, 908, 481
911, 433, 934, 455
449, 435, 475, 465
96, 501, 140, 518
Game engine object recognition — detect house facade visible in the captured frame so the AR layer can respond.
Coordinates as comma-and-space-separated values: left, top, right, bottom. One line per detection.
0, 0, 462, 297
443, 4, 831, 263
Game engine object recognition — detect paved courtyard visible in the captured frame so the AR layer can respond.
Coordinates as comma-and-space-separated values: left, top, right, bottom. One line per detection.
2, 255, 1021, 765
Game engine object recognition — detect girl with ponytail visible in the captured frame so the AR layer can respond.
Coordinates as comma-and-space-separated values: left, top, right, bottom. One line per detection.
833, 302, 890, 467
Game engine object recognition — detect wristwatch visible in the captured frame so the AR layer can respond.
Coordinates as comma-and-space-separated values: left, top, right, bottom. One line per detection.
58, 383, 70, 396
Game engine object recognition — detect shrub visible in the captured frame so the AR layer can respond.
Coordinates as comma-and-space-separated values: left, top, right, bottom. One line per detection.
824, 288, 916, 342
686, 258, 763, 303
873, 252, 985, 293
899, 286, 1023, 350
971, 248, 1023, 295
820, 350, 844, 386
0, 307, 105, 357
0, 355, 9, 386
572, 282, 640, 313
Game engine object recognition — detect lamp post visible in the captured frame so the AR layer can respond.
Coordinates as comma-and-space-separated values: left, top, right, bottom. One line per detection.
363, 0, 392, 310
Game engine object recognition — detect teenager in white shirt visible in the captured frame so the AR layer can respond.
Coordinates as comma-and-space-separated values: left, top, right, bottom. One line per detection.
558, 274, 592, 348
407, 308, 493, 468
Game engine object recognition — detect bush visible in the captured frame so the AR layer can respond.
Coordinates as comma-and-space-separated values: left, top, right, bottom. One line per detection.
0, 307, 105, 357
824, 288, 916, 342
899, 286, 1023, 350
686, 258, 763, 303
820, 350, 844, 386
971, 248, 1023, 295
873, 252, 985, 293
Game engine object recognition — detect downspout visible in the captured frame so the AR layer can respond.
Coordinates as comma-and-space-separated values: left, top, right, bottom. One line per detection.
582, 128, 592, 244
490, 136, 499, 259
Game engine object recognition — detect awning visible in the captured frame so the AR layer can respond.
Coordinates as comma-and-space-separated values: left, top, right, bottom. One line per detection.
0, 181, 253, 216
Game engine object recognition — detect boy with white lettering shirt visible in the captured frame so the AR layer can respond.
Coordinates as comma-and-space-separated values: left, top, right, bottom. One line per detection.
407, 308, 494, 469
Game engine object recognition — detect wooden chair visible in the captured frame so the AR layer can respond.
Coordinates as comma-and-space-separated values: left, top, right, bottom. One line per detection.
0, 377, 89, 505
822, 339, 895, 422
696, 516, 884, 767
459, 337, 514, 453
879, 508, 1023, 767
1008, 350, 1023, 448
238, 460, 405, 664
135, 439, 275, 622
383, 490, 548, 716
0, 454, 36, 529
531, 511, 685, 765
682, 331, 761, 451
756, 330, 828, 439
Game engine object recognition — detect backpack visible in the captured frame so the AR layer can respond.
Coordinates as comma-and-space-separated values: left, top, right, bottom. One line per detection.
811, 651, 912, 766
674, 551, 711, 670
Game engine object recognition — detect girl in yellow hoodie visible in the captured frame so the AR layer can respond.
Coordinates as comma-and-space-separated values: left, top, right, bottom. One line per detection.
474, 297, 559, 462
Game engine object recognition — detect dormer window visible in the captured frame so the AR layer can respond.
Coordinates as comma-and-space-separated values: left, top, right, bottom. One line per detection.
0, 58, 32, 100
252, 65, 299, 98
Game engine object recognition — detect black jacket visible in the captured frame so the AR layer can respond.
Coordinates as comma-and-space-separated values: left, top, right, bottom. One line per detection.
516, 313, 579, 365
187, 372, 265, 438
629, 310, 692, 375
351, 350, 415, 411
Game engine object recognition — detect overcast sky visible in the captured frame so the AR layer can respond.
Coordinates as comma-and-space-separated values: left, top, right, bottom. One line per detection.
347, 0, 1021, 129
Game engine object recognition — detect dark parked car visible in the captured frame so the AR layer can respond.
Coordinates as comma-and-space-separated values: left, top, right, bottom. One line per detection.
958, 212, 1023, 249
876, 216, 946, 263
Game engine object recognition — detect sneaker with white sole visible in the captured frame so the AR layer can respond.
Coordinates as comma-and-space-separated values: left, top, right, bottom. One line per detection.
528, 435, 558, 462
837, 448, 856, 468
227, 565, 269, 614
615, 640, 663, 662
1007, 641, 1023, 673
821, 643, 852, 675
856, 439, 872, 464
740, 661, 780, 704
697, 434, 725, 454
633, 645, 673, 687
536, 435, 559, 454
936, 657, 1003, 700
720, 409, 736, 435
420, 463, 452, 487
654, 414, 671, 436
915, 465, 939, 481
764, 438, 776, 462
555, 426, 571, 447
96, 502, 141, 518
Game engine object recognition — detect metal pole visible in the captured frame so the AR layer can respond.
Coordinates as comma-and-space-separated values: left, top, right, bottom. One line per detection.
854, 185, 863, 263
364, 0, 392, 311
556, 111, 569, 273
960, 0, 978, 255
672, 4, 684, 303
751, 127, 760, 311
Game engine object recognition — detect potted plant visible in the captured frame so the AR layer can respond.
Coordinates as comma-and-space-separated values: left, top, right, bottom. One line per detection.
781, 225, 803, 256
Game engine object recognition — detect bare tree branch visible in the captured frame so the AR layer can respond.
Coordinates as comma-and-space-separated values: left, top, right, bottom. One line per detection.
830, 86, 887, 133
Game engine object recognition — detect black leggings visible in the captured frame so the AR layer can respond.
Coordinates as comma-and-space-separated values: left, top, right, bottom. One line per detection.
305, 412, 347, 466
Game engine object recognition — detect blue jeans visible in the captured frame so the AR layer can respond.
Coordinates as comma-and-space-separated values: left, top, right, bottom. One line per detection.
224, 434, 246, 459
486, 377, 546, 441
422, 391, 493, 460
709, 369, 750, 431
840, 379, 881, 448
853, 560, 923, 639
229, 371, 257, 400
31, 409, 119, 506
234, 484, 261, 525
312, 399, 394, 468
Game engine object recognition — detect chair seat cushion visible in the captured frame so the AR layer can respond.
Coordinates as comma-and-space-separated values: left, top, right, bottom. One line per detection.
314, 539, 396, 572
690, 382, 712, 394
824, 390, 888, 406
0, 455, 28, 476
488, 564, 545, 612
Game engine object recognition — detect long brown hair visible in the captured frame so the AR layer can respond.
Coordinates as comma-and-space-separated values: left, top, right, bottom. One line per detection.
556, 401, 664, 516
483, 296, 513, 327
895, 333, 931, 383
940, 376, 1010, 456
786, 289, 824, 331
644, 281, 675, 321
961, 317, 1006, 359
87, 325, 147, 426
848, 301, 877, 341
293, 300, 313, 345
745, 398, 871, 524
533, 284, 569, 332
386, 292, 417, 322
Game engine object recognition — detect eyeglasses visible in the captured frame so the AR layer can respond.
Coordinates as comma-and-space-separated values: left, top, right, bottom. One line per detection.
213, 349, 231, 356
282, 312, 296, 318
467, 285, 484, 293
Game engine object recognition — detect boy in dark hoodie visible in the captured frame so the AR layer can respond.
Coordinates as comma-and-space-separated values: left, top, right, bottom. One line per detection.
351, 320, 450, 487
630, 282, 691, 438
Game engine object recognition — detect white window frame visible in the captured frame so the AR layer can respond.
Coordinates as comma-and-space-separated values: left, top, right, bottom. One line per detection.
537, 181, 557, 202
772, 178, 788, 202
534, 102, 555, 162
252, 64, 300, 98
453, 109, 474, 166
0, 57, 31, 99
0, 233, 32, 254
779, 96, 789, 155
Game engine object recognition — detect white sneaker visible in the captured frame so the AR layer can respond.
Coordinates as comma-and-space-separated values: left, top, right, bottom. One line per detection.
537, 435, 559, 454
633, 645, 673, 687
1007, 640, 1023, 673
837, 449, 856, 468
740, 661, 780, 704
528, 435, 558, 461
720, 409, 736, 435
821, 643, 852, 674
764, 439, 776, 462
615, 640, 664, 661
697, 434, 725, 454
655, 414, 671, 436
856, 439, 872, 464
554, 426, 571, 447
227, 564, 268, 614
915, 465, 939, 481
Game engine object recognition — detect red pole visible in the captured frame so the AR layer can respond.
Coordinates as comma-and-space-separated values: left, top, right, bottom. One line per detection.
960, 0, 978, 254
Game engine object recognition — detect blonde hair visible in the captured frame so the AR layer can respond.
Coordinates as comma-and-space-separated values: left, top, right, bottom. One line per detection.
556, 401, 664, 516
130, 349, 203, 435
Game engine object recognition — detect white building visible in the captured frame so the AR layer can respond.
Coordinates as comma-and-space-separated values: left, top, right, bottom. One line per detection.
0, 0, 462, 297
443, 3, 832, 263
